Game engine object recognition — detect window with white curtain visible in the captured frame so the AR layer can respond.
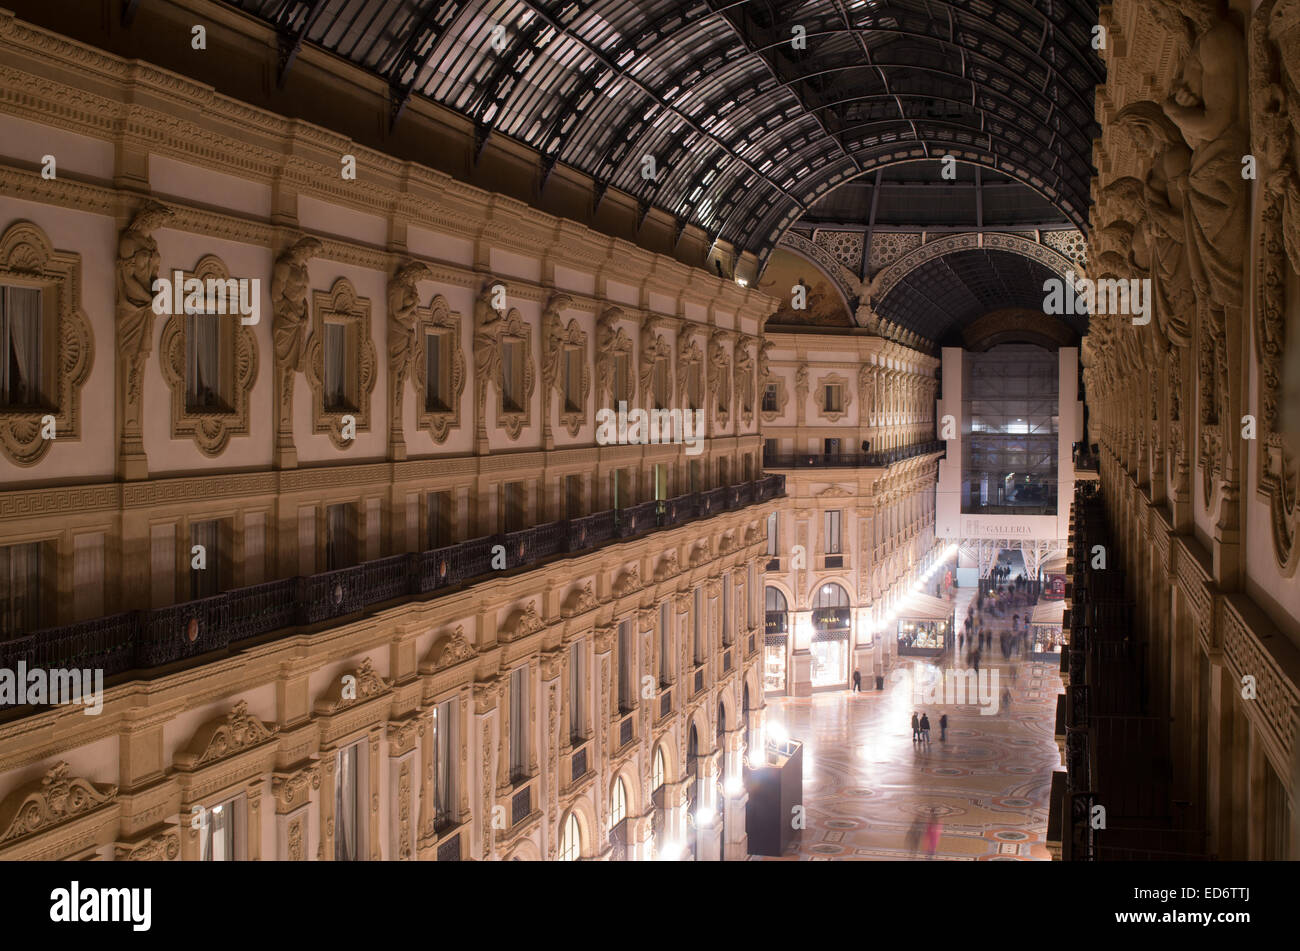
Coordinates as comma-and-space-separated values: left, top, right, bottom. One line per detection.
189, 519, 222, 600
652, 746, 665, 791
610, 778, 627, 827
324, 322, 350, 411
658, 601, 671, 686
335, 741, 363, 861
563, 347, 583, 413
433, 698, 456, 829
693, 587, 704, 665
766, 511, 778, 556
325, 503, 357, 571
559, 812, 581, 861
501, 338, 524, 412
617, 619, 634, 713
509, 665, 528, 781
0, 541, 44, 637
825, 510, 843, 554
185, 311, 222, 411
569, 641, 584, 742
200, 795, 243, 861
722, 572, 732, 645
424, 330, 451, 412
0, 285, 42, 408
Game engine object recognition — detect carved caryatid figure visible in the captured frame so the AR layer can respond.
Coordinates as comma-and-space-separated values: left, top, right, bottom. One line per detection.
271, 236, 322, 445
540, 294, 572, 392
758, 339, 774, 384
1154, 0, 1249, 430
388, 261, 431, 398
1116, 103, 1195, 344
115, 201, 172, 434
474, 282, 507, 418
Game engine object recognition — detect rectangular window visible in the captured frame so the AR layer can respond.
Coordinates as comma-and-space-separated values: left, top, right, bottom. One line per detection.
618, 618, 634, 713
689, 460, 701, 494
434, 698, 456, 829
722, 572, 732, 646
824, 384, 842, 413
325, 503, 357, 571
688, 365, 702, 410
0, 285, 43, 408
569, 642, 584, 742
659, 601, 672, 686
612, 469, 630, 510
509, 665, 528, 781
425, 330, 451, 412
0, 541, 45, 637
426, 491, 451, 549
825, 510, 842, 555
652, 359, 669, 408
185, 311, 222, 411
501, 337, 525, 413
500, 481, 525, 533
189, 519, 223, 600
766, 511, 778, 556
748, 562, 756, 628
563, 347, 583, 413
654, 464, 668, 501
613, 353, 630, 407
323, 321, 353, 412
200, 795, 243, 862
564, 474, 583, 520
763, 438, 778, 462
824, 438, 841, 455
761, 383, 778, 412
693, 587, 704, 665
335, 741, 363, 861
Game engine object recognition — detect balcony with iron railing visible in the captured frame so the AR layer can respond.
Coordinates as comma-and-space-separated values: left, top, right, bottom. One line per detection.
762, 440, 945, 470
1, 474, 785, 684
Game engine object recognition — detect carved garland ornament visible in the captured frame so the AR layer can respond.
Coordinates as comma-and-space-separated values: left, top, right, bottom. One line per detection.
0, 220, 92, 466
158, 254, 258, 456
0, 762, 117, 844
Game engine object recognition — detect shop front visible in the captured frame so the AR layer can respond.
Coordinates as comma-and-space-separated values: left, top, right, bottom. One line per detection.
1029, 599, 1067, 658
764, 586, 789, 694
810, 583, 852, 688
896, 594, 954, 658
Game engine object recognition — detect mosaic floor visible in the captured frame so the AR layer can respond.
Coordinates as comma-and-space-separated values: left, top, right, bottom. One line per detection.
754, 587, 1065, 861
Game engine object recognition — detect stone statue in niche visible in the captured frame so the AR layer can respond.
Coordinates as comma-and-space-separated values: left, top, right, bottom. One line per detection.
115, 201, 172, 435
271, 236, 323, 443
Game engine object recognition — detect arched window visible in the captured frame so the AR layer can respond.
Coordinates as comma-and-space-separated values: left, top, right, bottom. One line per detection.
559, 812, 581, 861
652, 745, 666, 791
610, 777, 627, 827
717, 700, 726, 746
764, 586, 788, 630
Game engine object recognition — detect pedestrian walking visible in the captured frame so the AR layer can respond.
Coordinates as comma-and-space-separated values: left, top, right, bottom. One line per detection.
924, 808, 942, 859
911, 711, 920, 743
919, 713, 931, 745
852, 668, 862, 693
939, 713, 948, 742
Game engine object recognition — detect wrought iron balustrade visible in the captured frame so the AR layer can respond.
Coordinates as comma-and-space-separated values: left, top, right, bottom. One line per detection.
762, 440, 945, 470
5, 474, 785, 684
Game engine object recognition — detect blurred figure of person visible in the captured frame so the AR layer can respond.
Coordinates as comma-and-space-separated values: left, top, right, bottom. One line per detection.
924, 809, 942, 860
911, 711, 920, 743
939, 713, 948, 742
905, 816, 925, 856
852, 667, 862, 693
920, 712, 931, 745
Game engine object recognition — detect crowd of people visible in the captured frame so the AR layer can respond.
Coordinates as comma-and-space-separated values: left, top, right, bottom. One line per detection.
958, 567, 1042, 671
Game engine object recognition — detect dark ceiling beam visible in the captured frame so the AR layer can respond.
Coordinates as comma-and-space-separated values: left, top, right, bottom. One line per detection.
383, 2, 474, 130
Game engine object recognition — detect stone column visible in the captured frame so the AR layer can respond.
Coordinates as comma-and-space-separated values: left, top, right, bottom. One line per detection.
272, 762, 320, 861
387, 716, 420, 860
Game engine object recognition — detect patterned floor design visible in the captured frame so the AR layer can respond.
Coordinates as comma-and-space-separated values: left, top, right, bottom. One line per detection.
753, 587, 1065, 861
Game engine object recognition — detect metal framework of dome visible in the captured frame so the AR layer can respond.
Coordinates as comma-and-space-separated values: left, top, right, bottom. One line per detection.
228, 0, 1102, 261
